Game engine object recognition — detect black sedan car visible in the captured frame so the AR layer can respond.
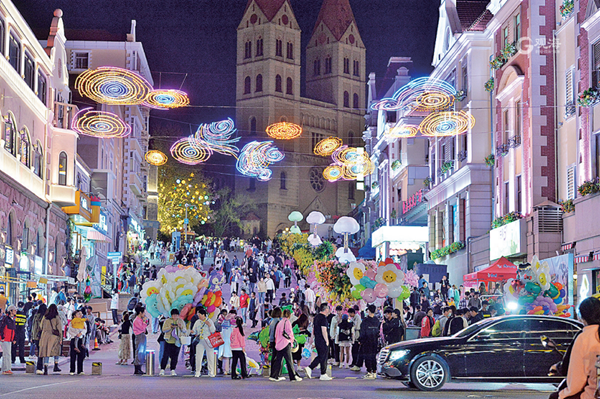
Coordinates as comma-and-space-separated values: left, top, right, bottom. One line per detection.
377, 315, 582, 391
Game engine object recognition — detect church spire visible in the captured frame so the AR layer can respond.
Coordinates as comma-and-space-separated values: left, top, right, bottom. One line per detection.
243, 0, 287, 22
311, 0, 358, 42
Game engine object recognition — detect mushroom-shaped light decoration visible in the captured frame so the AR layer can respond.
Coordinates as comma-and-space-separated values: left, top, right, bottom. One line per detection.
288, 211, 304, 234
333, 216, 360, 263
306, 211, 326, 246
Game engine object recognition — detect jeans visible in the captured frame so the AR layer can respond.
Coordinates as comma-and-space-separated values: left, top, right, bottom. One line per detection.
160, 342, 180, 371
269, 342, 278, 378
231, 350, 248, 378
272, 343, 297, 381
309, 341, 328, 375
111, 309, 119, 325
266, 290, 273, 303
249, 283, 256, 295
258, 292, 265, 303
362, 342, 377, 373
70, 339, 85, 374
351, 342, 360, 367
30, 340, 38, 357
241, 308, 247, 324
1, 341, 11, 372
159, 340, 165, 365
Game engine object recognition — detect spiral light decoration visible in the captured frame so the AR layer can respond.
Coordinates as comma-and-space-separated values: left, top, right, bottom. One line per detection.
72, 108, 131, 138
145, 150, 168, 166
75, 67, 153, 105
314, 137, 343, 156
414, 91, 455, 112
145, 89, 190, 109
371, 77, 457, 112
324, 145, 374, 182
386, 124, 418, 139
236, 141, 284, 181
194, 118, 240, 157
419, 111, 475, 137
265, 122, 303, 140
323, 165, 343, 182
170, 137, 212, 165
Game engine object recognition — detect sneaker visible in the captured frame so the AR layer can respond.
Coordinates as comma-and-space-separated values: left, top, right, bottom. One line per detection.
159, 369, 165, 376
2, 371, 13, 375
319, 374, 333, 381
194, 371, 201, 378
350, 366, 361, 371
70, 372, 75, 376
293, 376, 303, 382
277, 377, 285, 381
304, 366, 312, 379
269, 377, 279, 382
14, 360, 20, 365
363, 372, 376, 379
170, 370, 177, 376
77, 372, 85, 376
332, 362, 340, 366
35, 370, 44, 375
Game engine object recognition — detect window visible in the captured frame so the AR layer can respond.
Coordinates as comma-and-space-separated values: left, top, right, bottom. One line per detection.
286, 42, 293, 59
309, 167, 325, 192
244, 76, 251, 94
325, 57, 332, 74
343, 91, 349, 108
244, 41, 252, 59
58, 151, 67, 186
503, 26, 510, 48
275, 39, 283, 57
4, 114, 16, 156
36, 231, 41, 257
313, 59, 321, 76
567, 165, 576, 200
24, 53, 34, 90
8, 34, 20, 73
22, 224, 29, 254
504, 181, 510, 214
33, 142, 42, 178
256, 74, 263, 92
250, 117, 257, 135
565, 67, 575, 117
473, 319, 526, 340
37, 72, 47, 105
353, 60, 360, 76
286, 77, 293, 95
248, 178, 256, 191
19, 129, 30, 167
256, 38, 263, 56
311, 132, 325, 150
446, 68, 456, 89
514, 13, 521, 42
516, 175, 522, 214
593, 41, 600, 90
343, 57, 350, 74
526, 319, 577, 340
74, 52, 89, 69
275, 75, 282, 92
0, 20, 5, 55
6, 214, 12, 247
461, 63, 468, 94
349, 183, 355, 200
515, 101, 522, 141
353, 93, 359, 109
503, 109, 510, 144
280, 172, 286, 189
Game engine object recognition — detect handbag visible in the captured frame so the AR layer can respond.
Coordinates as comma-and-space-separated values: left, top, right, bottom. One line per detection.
291, 340, 299, 353
208, 331, 224, 348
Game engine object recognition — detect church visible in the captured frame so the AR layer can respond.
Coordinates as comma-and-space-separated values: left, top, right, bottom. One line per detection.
235, 0, 366, 238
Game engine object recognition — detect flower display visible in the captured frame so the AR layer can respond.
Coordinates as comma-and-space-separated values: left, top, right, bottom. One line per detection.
346, 261, 365, 285
375, 263, 404, 289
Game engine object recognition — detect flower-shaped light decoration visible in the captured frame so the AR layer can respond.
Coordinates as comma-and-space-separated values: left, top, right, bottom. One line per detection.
371, 77, 457, 112
346, 261, 365, 286
72, 108, 131, 138
376, 263, 405, 290
194, 118, 240, 157
170, 137, 212, 165
419, 111, 475, 137
266, 122, 303, 140
236, 141, 285, 181
75, 66, 153, 105
145, 150, 168, 166
532, 256, 551, 292
386, 124, 418, 139
145, 89, 190, 109
314, 137, 343, 156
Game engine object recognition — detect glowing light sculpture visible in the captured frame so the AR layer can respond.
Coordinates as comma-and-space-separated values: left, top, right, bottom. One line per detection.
265, 122, 303, 140
419, 111, 475, 137
371, 76, 457, 112
236, 141, 284, 181
323, 165, 343, 182
145, 150, 168, 166
194, 118, 240, 157
314, 137, 342, 156
386, 124, 418, 138
72, 108, 131, 138
145, 89, 190, 109
75, 66, 153, 105
323, 145, 374, 182
170, 137, 211, 165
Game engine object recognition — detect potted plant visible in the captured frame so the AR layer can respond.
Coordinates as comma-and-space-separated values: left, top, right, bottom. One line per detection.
491, 211, 523, 229
484, 78, 495, 92
560, 0, 574, 18
485, 154, 495, 167
559, 199, 574, 213
371, 181, 379, 190
578, 178, 600, 196
391, 159, 401, 171
423, 176, 432, 187
440, 160, 454, 174
578, 88, 600, 107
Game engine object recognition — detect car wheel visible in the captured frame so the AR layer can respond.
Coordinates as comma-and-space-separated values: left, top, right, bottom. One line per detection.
409, 355, 448, 391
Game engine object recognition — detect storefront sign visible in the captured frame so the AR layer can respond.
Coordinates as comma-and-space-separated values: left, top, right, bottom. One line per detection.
19, 254, 28, 271
402, 189, 424, 214
489, 218, 526, 260
107, 252, 122, 264
4, 246, 12, 265
34, 256, 43, 275
372, 225, 428, 247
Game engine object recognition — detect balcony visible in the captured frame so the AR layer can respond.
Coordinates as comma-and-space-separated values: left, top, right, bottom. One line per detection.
128, 172, 144, 198
457, 150, 467, 162
53, 103, 78, 130
50, 184, 77, 207
507, 135, 521, 149
496, 143, 509, 157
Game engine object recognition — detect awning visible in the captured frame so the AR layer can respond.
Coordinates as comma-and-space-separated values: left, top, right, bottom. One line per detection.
86, 229, 112, 242
463, 257, 517, 283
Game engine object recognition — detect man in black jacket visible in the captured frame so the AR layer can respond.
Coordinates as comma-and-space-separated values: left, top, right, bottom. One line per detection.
11, 302, 26, 364
382, 307, 402, 345
359, 305, 380, 379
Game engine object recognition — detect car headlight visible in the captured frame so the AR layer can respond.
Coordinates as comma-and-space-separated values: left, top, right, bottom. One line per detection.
388, 350, 410, 361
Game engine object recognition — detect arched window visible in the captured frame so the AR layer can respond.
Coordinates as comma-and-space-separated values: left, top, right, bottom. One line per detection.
313, 59, 320, 76
244, 76, 251, 94
19, 129, 30, 167
4, 113, 17, 156
0, 19, 5, 55
244, 40, 252, 59
275, 75, 282, 92
343, 91, 350, 108
256, 74, 263, 92
6, 213, 13, 247
22, 223, 29, 253
58, 151, 67, 186
36, 230, 42, 256
286, 77, 293, 95
250, 117, 257, 135
353, 93, 359, 109
256, 38, 263, 56
280, 172, 286, 189
33, 141, 43, 178
24, 52, 34, 90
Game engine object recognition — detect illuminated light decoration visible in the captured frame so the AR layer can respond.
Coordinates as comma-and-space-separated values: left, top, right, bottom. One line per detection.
419, 111, 475, 137
265, 122, 303, 140
371, 76, 457, 111
314, 137, 343, 156
170, 137, 211, 165
194, 118, 240, 157
145, 150, 168, 166
236, 141, 284, 181
386, 124, 418, 138
75, 66, 153, 105
144, 89, 190, 109
326, 145, 375, 181
72, 108, 131, 138
323, 165, 343, 182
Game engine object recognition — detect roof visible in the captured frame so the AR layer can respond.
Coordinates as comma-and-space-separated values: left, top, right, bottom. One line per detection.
243, 0, 287, 22
312, 0, 357, 41
467, 9, 493, 31
65, 29, 126, 42
456, 0, 490, 31
241, 212, 261, 221
463, 257, 517, 282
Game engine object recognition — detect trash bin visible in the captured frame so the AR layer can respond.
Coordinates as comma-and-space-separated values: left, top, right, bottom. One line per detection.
92, 362, 102, 375
146, 350, 155, 376
25, 361, 35, 374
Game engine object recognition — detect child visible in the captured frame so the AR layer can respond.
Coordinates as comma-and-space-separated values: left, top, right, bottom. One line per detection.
70, 310, 87, 353
337, 314, 354, 368
117, 312, 132, 365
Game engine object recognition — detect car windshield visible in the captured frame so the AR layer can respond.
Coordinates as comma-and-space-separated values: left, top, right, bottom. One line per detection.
453, 320, 487, 338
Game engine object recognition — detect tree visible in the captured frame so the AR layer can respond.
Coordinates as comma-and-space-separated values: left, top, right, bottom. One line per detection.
210, 187, 256, 237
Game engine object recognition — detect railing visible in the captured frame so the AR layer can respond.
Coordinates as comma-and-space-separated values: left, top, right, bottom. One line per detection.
54, 102, 78, 129
457, 150, 468, 162
507, 135, 521, 148
496, 143, 509, 157
565, 101, 576, 118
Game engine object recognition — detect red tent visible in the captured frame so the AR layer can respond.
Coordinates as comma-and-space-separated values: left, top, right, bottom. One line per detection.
463, 257, 517, 286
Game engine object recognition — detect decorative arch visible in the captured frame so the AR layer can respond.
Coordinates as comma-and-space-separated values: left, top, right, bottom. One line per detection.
19, 127, 31, 167
4, 112, 17, 157
497, 65, 524, 95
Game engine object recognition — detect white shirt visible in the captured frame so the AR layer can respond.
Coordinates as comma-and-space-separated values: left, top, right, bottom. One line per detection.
305, 287, 316, 303
110, 293, 119, 310
265, 278, 275, 290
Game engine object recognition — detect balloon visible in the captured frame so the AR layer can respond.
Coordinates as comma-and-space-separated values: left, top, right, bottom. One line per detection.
360, 276, 374, 289
207, 305, 216, 314
378, 261, 386, 267
362, 288, 376, 304
214, 296, 222, 308
525, 282, 541, 295
351, 289, 362, 300
553, 282, 563, 290
384, 258, 394, 265
354, 284, 366, 292
387, 284, 403, 299
193, 287, 206, 306
560, 289, 566, 297
398, 285, 411, 301
145, 294, 161, 318
518, 295, 535, 305
374, 283, 388, 298
365, 269, 376, 280
180, 304, 192, 321
546, 284, 559, 298
534, 310, 544, 315
374, 297, 386, 307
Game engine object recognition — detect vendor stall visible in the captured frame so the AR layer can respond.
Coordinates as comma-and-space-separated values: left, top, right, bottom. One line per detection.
463, 257, 517, 290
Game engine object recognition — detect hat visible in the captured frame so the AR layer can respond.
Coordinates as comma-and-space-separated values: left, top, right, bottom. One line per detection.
6, 305, 17, 313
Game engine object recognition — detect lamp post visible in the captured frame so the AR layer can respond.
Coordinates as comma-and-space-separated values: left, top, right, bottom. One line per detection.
184, 204, 189, 245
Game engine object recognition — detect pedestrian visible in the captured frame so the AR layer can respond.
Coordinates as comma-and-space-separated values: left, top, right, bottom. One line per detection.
257, 278, 266, 304
110, 289, 120, 325
337, 314, 354, 369
440, 275, 450, 300
304, 303, 332, 380
348, 307, 362, 371
265, 275, 275, 303
268, 307, 282, 379
329, 305, 343, 366
359, 304, 380, 379
192, 307, 216, 378
30, 303, 46, 360
239, 289, 249, 324
12, 302, 26, 365
117, 311, 132, 365
230, 317, 251, 380
305, 284, 315, 314
37, 304, 63, 375
420, 308, 434, 338
132, 305, 149, 375
159, 308, 187, 376
469, 307, 483, 325
218, 310, 235, 375
292, 313, 310, 372
230, 292, 240, 310
249, 292, 258, 328
382, 307, 402, 345
0, 305, 16, 374
271, 309, 302, 382
68, 309, 86, 375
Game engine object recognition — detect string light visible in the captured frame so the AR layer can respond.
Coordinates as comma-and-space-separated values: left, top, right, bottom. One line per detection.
414, 91, 454, 111
236, 141, 284, 181
371, 77, 457, 111
265, 122, 303, 140
419, 111, 475, 137
386, 124, 418, 138
75, 66, 153, 105
145, 89, 190, 109
72, 108, 131, 138
170, 137, 212, 165
314, 137, 342, 156
323, 165, 343, 182
194, 118, 240, 157
145, 150, 168, 166
324, 145, 374, 182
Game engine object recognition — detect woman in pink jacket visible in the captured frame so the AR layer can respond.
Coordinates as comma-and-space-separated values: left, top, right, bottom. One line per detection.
271, 309, 302, 382
230, 317, 251, 380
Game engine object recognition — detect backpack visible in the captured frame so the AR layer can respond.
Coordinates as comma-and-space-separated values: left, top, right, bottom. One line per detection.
127, 297, 138, 311
431, 320, 442, 337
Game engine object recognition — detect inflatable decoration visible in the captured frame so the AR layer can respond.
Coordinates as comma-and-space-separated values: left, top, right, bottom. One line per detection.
306, 211, 326, 246
288, 211, 303, 235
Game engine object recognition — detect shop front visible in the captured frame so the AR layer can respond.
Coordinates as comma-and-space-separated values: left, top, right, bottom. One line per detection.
371, 225, 428, 263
